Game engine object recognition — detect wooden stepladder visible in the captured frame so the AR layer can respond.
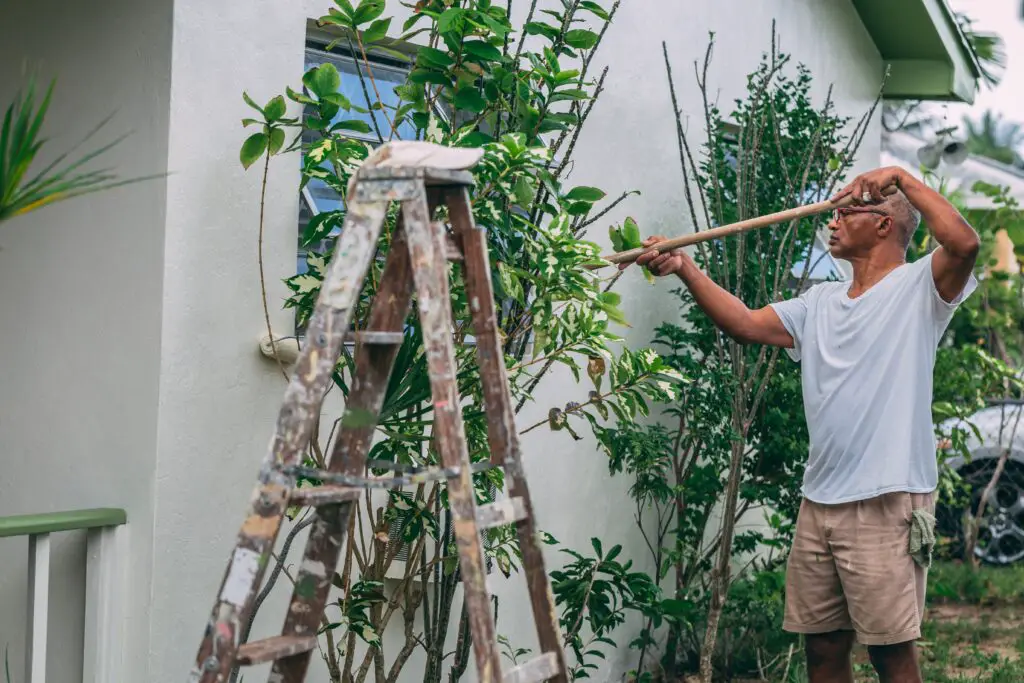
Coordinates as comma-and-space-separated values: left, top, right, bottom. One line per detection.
188, 142, 568, 683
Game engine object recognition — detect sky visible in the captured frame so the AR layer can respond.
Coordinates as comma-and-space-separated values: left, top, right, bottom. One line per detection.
933, 0, 1024, 131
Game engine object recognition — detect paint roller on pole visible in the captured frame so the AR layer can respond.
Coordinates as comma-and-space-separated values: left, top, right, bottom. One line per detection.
590, 184, 899, 269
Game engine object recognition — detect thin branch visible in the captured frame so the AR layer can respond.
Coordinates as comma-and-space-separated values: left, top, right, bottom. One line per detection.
258, 148, 289, 382
346, 35, 386, 145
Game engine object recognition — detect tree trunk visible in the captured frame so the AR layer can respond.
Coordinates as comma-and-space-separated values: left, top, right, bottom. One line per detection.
698, 403, 746, 682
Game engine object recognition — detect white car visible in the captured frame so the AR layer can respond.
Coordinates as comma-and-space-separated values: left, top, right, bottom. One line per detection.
938, 401, 1024, 565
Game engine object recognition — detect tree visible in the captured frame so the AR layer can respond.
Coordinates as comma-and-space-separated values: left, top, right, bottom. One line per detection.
233, 2, 681, 681
963, 110, 1024, 168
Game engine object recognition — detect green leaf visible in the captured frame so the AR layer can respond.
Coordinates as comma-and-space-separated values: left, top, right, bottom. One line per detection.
591, 537, 603, 558
239, 133, 268, 169
609, 226, 625, 252
554, 69, 580, 84
408, 69, 451, 86
525, 22, 560, 40
268, 127, 285, 155
1005, 221, 1024, 246
303, 210, 342, 245
285, 86, 316, 105
264, 95, 286, 122
353, 0, 385, 25
660, 598, 693, 618
332, 119, 373, 134
580, 1, 610, 20
323, 92, 353, 110
621, 217, 641, 248
417, 46, 455, 69
549, 89, 590, 103
362, 17, 392, 43
514, 175, 535, 209
403, 12, 428, 32
454, 88, 487, 113
306, 64, 341, 98
242, 91, 264, 114
564, 29, 600, 50
437, 7, 465, 33
462, 40, 502, 62
478, 14, 511, 37
537, 118, 569, 134
565, 186, 606, 202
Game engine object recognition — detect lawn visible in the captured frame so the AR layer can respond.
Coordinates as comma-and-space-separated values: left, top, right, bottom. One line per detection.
849, 562, 1024, 682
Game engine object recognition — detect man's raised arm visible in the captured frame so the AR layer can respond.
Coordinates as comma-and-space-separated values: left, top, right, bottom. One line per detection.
620, 236, 795, 348
833, 166, 980, 302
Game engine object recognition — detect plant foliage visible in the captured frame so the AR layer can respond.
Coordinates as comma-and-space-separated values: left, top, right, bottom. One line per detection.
233, 1, 683, 681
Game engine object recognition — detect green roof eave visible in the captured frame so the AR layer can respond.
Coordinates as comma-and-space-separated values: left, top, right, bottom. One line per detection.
853, 0, 981, 103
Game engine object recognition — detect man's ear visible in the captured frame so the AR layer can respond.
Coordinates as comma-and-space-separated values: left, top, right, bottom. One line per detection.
877, 215, 894, 240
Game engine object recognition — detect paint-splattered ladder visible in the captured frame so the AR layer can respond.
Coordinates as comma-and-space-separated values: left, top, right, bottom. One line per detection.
187, 143, 568, 683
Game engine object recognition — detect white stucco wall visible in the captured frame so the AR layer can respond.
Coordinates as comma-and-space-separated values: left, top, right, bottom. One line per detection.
0, 1, 173, 681
3, 0, 884, 682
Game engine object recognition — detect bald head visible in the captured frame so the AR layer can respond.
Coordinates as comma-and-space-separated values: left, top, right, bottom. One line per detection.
880, 189, 921, 249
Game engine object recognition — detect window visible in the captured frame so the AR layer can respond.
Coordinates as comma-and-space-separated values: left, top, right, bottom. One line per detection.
295, 41, 417, 335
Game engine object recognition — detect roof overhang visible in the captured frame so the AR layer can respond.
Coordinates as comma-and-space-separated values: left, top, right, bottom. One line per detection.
852, 0, 981, 103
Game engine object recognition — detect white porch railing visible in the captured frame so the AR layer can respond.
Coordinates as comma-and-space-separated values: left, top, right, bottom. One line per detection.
0, 508, 127, 683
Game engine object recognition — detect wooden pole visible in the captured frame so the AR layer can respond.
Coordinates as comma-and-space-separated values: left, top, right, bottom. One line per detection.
592, 185, 898, 268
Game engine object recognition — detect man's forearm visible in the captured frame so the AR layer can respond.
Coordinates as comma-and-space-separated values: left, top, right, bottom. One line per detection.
897, 169, 980, 257
675, 258, 755, 341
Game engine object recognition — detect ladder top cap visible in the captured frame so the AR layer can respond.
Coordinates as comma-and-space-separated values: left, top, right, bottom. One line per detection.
362, 140, 484, 171
357, 166, 476, 187
349, 141, 482, 190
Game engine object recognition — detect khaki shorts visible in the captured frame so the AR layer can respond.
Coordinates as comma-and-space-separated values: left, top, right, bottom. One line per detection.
783, 490, 935, 646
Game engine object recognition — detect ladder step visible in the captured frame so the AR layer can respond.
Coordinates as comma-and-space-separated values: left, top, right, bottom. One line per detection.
350, 330, 405, 345
289, 485, 362, 506
503, 653, 560, 683
476, 497, 528, 530
235, 635, 317, 666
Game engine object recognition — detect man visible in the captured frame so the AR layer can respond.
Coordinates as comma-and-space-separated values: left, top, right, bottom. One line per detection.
622, 167, 979, 683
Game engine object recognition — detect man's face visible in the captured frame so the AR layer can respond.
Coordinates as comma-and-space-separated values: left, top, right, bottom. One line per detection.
827, 206, 892, 259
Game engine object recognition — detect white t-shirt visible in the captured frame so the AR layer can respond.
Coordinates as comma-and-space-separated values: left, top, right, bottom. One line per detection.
769, 252, 977, 505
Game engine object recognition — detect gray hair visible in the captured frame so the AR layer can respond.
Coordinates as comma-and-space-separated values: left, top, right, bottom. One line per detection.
881, 189, 921, 248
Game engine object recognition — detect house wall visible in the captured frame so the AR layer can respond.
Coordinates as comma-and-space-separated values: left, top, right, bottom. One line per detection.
0, 0, 173, 681
0, 0, 883, 682
146, 2, 883, 682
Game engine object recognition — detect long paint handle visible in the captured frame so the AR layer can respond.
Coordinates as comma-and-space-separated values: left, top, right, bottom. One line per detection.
593, 185, 898, 268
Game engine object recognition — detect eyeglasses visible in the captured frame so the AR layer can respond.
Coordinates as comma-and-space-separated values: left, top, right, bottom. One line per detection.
831, 207, 889, 223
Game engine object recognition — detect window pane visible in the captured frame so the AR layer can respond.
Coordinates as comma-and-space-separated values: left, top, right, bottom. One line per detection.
304, 47, 417, 141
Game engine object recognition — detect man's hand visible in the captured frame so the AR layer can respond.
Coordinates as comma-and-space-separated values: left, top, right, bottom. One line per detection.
617, 236, 691, 276
831, 166, 903, 205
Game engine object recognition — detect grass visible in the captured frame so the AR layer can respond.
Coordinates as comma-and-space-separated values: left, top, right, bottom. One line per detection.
926, 560, 1024, 605
736, 562, 1024, 682
845, 561, 1024, 683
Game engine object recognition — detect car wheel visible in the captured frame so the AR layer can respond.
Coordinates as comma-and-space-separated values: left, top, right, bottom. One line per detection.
936, 458, 1024, 565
